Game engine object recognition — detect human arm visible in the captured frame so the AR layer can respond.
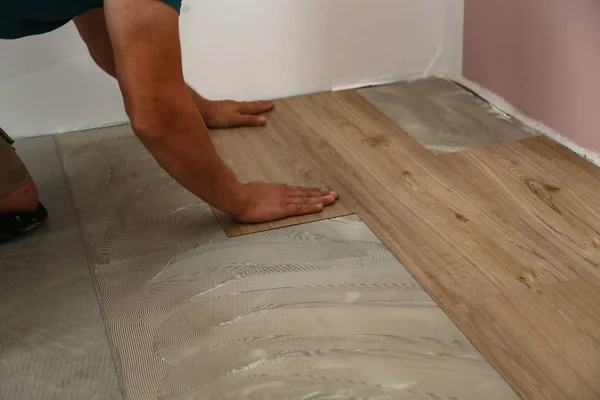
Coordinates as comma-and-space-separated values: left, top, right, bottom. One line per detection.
97, 0, 336, 222
74, 6, 273, 129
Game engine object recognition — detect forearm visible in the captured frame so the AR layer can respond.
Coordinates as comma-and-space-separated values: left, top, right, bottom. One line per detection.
91, 55, 210, 115
94, 54, 212, 117
89, 52, 212, 116
133, 98, 248, 215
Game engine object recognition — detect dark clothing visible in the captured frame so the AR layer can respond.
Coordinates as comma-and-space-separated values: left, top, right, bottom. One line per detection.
0, 0, 182, 39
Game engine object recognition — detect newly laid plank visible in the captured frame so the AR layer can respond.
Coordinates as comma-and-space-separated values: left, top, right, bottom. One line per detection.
212, 92, 597, 302
450, 279, 600, 400
439, 136, 600, 285
210, 115, 351, 236
211, 90, 600, 399
272, 92, 584, 303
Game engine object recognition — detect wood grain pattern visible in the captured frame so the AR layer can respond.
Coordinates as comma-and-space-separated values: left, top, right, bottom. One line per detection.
210, 90, 600, 399
439, 138, 600, 399
439, 136, 600, 287
450, 279, 600, 400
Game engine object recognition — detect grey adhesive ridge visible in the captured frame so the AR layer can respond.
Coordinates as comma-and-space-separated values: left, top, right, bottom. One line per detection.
0, 136, 122, 400
57, 125, 519, 399
358, 77, 538, 154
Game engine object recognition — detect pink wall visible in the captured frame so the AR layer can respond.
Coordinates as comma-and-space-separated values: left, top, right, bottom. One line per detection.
463, 0, 600, 152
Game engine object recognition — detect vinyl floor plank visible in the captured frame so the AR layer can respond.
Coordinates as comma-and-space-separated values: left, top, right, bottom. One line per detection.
450, 279, 600, 400
250, 91, 566, 303
439, 136, 600, 285
357, 78, 538, 154
0, 136, 122, 400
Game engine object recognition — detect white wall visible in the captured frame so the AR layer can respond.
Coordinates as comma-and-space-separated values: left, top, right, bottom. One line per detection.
0, 0, 464, 139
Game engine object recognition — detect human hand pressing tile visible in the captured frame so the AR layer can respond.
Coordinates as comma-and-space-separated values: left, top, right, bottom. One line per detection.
232, 182, 338, 224
197, 99, 274, 129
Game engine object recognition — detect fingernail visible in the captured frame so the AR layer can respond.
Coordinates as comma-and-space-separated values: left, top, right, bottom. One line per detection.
330, 190, 338, 197
317, 204, 323, 210
257, 116, 266, 124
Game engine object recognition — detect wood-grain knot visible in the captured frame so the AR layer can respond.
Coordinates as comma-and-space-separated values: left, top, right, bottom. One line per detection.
362, 134, 390, 148
543, 184, 561, 193
524, 178, 562, 214
400, 171, 419, 191
518, 274, 534, 289
454, 212, 469, 223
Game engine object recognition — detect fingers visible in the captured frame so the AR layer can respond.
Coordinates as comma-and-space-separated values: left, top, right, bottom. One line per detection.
320, 194, 337, 205
237, 101, 274, 115
284, 185, 338, 218
284, 202, 324, 217
286, 186, 338, 199
286, 194, 337, 206
233, 114, 267, 126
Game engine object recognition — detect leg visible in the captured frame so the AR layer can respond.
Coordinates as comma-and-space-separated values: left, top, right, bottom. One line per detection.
0, 127, 47, 243
0, 179, 38, 212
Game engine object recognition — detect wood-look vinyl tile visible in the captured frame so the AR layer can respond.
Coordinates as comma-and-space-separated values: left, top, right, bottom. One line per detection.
215, 91, 570, 301
438, 137, 600, 286
450, 279, 600, 400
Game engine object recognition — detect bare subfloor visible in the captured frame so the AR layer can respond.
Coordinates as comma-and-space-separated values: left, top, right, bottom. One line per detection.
2, 78, 599, 400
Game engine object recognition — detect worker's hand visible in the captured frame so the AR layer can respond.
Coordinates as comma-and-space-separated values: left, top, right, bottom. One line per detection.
203, 100, 274, 129
233, 182, 338, 224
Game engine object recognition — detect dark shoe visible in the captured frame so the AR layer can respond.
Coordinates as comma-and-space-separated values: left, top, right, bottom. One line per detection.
0, 202, 48, 244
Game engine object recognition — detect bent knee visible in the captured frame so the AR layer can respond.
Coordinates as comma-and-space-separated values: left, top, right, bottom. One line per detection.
0, 179, 39, 213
